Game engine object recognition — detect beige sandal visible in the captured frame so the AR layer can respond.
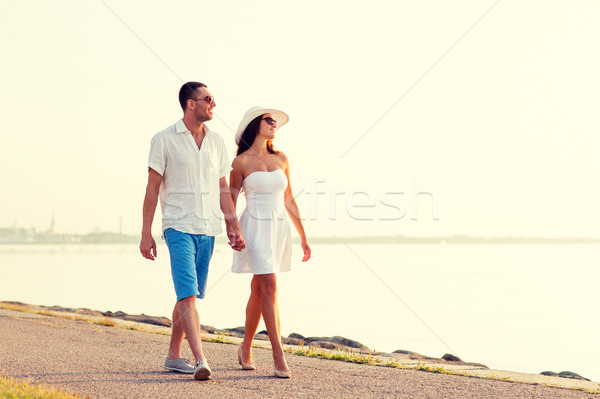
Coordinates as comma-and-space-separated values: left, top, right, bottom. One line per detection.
238, 345, 256, 370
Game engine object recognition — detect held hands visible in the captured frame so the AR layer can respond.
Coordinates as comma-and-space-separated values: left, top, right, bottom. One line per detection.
140, 235, 157, 260
301, 240, 311, 262
228, 230, 246, 251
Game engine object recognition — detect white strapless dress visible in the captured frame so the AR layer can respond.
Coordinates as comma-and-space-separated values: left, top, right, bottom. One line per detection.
232, 169, 292, 274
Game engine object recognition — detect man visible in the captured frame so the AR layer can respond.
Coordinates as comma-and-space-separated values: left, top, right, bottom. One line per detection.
139, 82, 244, 380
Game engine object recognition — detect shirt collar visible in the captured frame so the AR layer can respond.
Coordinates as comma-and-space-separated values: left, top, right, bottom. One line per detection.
175, 119, 211, 136
175, 119, 188, 134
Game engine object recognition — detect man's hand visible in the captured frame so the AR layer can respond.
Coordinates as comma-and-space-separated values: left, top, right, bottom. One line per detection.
140, 235, 157, 260
227, 230, 246, 251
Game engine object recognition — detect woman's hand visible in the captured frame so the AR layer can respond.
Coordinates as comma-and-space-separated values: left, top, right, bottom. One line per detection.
301, 240, 311, 262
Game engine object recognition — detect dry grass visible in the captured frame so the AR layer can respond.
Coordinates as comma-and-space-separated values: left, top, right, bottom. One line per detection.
0, 375, 87, 398
289, 345, 379, 365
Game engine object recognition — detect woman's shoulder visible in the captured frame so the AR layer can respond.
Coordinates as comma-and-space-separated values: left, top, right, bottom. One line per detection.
232, 152, 251, 170
273, 150, 287, 160
276, 151, 289, 166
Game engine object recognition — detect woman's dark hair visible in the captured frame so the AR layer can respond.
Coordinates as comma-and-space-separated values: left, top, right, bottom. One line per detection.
236, 114, 279, 156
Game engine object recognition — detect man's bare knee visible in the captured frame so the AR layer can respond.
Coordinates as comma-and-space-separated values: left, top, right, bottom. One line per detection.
176, 296, 197, 312
178, 296, 196, 304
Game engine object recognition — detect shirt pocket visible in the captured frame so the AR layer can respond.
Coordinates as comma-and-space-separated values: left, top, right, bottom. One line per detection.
202, 153, 219, 179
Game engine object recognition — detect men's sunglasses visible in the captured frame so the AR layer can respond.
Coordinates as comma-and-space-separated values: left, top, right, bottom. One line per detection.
262, 117, 277, 126
193, 96, 215, 106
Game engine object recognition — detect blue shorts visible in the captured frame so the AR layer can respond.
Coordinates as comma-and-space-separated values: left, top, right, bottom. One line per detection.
163, 228, 215, 301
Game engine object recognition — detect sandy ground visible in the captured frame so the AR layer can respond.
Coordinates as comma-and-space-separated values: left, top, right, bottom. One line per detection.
0, 309, 598, 399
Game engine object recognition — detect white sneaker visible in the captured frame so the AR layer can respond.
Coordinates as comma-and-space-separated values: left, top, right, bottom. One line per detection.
193, 360, 212, 380
164, 357, 195, 374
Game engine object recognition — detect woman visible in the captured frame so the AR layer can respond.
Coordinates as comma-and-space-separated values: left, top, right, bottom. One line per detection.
230, 106, 311, 378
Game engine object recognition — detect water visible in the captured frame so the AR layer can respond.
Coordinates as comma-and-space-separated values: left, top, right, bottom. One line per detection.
0, 243, 598, 382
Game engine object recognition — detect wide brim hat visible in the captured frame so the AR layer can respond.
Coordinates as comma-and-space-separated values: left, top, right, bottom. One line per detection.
235, 106, 289, 145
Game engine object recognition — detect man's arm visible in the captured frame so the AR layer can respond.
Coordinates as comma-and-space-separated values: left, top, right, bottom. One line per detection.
219, 176, 245, 251
140, 168, 162, 260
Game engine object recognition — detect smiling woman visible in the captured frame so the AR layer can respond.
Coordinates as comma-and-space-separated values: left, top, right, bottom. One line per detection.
229, 105, 311, 378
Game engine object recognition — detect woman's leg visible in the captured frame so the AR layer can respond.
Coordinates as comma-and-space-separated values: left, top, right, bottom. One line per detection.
242, 275, 262, 362
257, 273, 288, 371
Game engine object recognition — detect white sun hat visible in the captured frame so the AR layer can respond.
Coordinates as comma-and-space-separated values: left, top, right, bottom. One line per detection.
235, 106, 289, 145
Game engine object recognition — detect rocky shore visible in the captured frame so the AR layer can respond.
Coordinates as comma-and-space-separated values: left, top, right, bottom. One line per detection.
1, 301, 592, 383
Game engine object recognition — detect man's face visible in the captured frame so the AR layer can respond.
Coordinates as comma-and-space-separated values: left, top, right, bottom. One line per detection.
189, 87, 215, 122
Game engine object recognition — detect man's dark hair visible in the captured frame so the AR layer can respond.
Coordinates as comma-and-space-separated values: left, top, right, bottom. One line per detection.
179, 82, 207, 111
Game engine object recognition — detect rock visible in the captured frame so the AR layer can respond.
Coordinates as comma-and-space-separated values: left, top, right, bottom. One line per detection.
541, 371, 590, 381
104, 311, 127, 318
254, 333, 270, 341
72, 308, 104, 317
309, 341, 341, 350
541, 371, 559, 377
282, 337, 304, 345
102, 311, 172, 327
540, 371, 590, 381
392, 350, 428, 360
305, 341, 361, 351
225, 327, 245, 334
222, 327, 245, 337
45, 306, 104, 317
392, 349, 417, 355
201, 325, 218, 334
288, 332, 305, 340
257, 330, 268, 335
303, 336, 371, 351
4, 301, 28, 307
330, 336, 370, 351
127, 314, 172, 327
558, 371, 590, 381
371, 351, 391, 356
442, 354, 462, 362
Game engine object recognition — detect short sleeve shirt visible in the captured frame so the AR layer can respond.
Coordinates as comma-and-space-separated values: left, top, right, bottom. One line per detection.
148, 119, 232, 236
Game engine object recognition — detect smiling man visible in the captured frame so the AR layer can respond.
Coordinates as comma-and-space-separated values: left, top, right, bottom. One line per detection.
139, 81, 245, 380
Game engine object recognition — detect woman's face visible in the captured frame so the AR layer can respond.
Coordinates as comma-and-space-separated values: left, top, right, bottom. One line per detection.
257, 113, 277, 140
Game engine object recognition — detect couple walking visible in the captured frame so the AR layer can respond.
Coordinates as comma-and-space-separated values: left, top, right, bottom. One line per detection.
139, 82, 311, 380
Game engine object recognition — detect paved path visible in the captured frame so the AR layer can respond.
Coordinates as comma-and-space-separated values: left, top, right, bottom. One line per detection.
0, 310, 597, 398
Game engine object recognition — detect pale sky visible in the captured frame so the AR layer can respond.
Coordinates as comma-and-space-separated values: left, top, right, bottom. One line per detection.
1, 0, 599, 238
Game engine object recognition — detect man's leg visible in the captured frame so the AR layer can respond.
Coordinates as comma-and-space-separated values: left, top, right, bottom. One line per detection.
181, 234, 213, 364
167, 303, 185, 360
164, 229, 204, 363
170, 296, 205, 364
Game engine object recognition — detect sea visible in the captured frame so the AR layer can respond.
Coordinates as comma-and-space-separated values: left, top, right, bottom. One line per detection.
0, 243, 598, 382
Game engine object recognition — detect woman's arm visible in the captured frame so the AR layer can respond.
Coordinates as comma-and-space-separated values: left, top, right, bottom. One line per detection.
219, 176, 245, 251
218, 156, 245, 251
229, 157, 244, 209
282, 153, 311, 262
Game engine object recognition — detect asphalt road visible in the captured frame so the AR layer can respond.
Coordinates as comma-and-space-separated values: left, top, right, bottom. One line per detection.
0, 311, 596, 398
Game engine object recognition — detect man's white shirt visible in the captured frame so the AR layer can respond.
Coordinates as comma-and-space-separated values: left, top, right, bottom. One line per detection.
148, 119, 232, 236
